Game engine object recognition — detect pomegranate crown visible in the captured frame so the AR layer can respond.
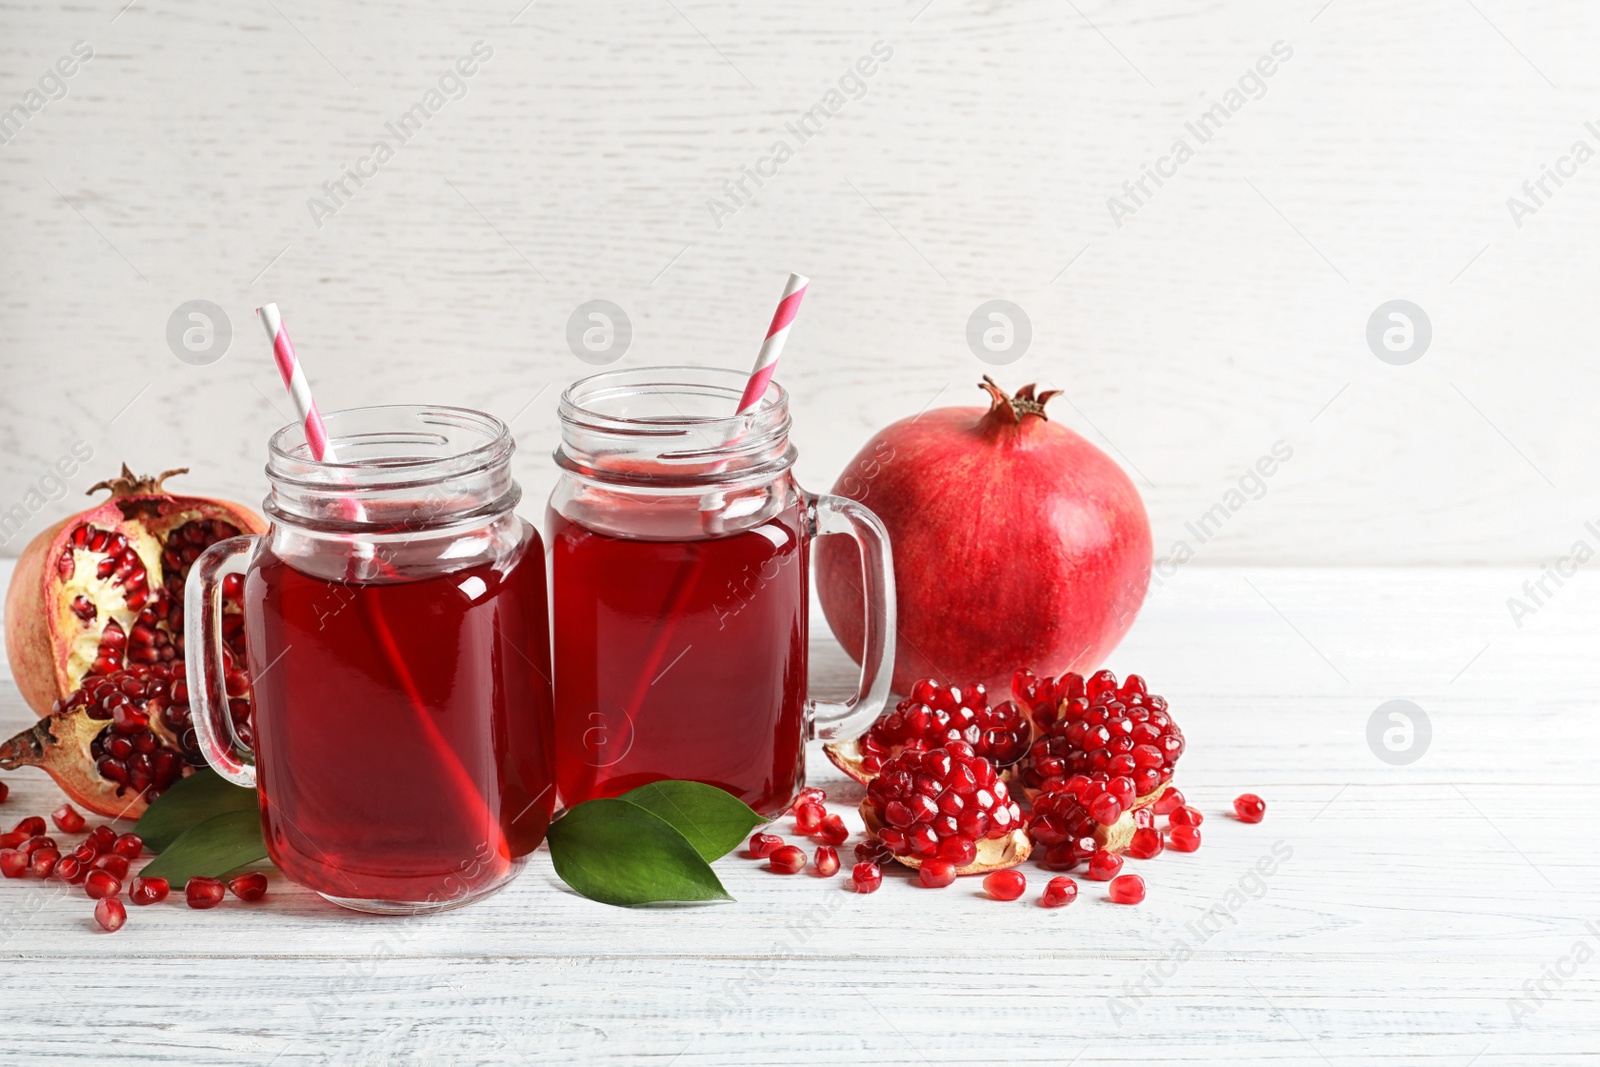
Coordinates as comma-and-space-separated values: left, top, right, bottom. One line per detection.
87, 464, 189, 500
979, 377, 1059, 424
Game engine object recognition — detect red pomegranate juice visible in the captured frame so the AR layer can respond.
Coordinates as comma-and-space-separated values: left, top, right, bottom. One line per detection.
549, 502, 808, 816
243, 524, 555, 903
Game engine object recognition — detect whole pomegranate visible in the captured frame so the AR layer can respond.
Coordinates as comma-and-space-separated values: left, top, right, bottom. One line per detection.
816, 378, 1152, 695
1, 466, 264, 817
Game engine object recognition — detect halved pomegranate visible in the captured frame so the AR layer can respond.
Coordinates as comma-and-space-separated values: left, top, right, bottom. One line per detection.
1, 467, 264, 818
858, 741, 1030, 877
823, 678, 1032, 785
1017, 668, 1183, 855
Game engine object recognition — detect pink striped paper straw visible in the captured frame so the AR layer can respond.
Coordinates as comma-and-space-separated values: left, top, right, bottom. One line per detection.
736, 273, 808, 414
257, 303, 335, 462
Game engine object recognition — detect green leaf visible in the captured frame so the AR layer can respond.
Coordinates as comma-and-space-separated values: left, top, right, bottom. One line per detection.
618, 780, 765, 862
546, 798, 731, 907
138, 809, 268, 883
135, 767, 259, 854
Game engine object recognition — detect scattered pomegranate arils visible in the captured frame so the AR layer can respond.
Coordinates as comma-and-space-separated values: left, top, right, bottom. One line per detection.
861, 744, 1029, 876
18, 835, 55, 857
1153, 786, 1184, 815
1169, 806, 1203, 827
130, 876, 169, 905
29, 847, 61, 878
793, 802, 824, 835
769, 845, 807, 874
55, 856, 86, 885
88, 825, 116, 854
1234, 793, 1266, 823
1108, 873, 1146, 905
983, 869, 1026, 900
813, 846, 840, 877
94, 896, 128, 933
92, 854, 130, 880
1018, 670, 1183, 815
795, 786, 827, 808
13, 816, 45, 837
1086, 849, 1124, 881
852, 862, 882, 893
918, 859, 957, 888
855, 839, 892, 866
1040, 836, 1097, 872
818, 815, 849, 846
749, 833, 784, 859
824, 679, 1032, 784
0, 850, 26, 878
84, 869, 122, 899
51, 803, 85, 833
1168, 826, 1201, 852
0, 830, 25, 850
1040, 876, 1078, 908
1126, 827, 1164, 860
185, 876, 225, 909
2, 466, 264, 820
0, 780, 7, 803
228, 872, 268, 901
111, 833, 143, 860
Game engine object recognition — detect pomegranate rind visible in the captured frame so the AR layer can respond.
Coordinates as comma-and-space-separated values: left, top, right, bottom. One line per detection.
859, 800, 1031, 875
821, 738, 874, 786
4, 471, 265, 717
0, 706, 157, 820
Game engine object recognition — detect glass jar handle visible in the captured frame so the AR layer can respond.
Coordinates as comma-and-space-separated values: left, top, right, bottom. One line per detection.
184, 536, 259, 788
808, 494, 896, 740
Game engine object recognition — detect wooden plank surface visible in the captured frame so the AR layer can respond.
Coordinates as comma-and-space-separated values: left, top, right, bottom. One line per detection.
0, 560, 1593, 1064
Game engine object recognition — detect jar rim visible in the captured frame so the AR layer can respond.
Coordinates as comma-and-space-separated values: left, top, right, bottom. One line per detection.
267, 404, 512, 488
557, 365, 788, 442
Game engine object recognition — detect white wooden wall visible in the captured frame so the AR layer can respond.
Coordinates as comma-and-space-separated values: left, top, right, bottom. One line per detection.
1, 0, 1595, 564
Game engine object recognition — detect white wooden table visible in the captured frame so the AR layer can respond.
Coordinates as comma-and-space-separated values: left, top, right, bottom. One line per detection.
0, 560, 1593, 1065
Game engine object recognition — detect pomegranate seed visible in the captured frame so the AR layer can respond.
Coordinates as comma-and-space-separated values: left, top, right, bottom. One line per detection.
852, 862, 882, 893
1108, 873, 1146, 905
1088, 793, 1124, 826
55, 856, 85, 884
1132, 806, 1155, 829
855, 839, 893, 866
864, 745, 1023, 865
92, 854, 130, 880
185, 877, 226, 909
1234, 793, 1266, 823
0, 830, 25, 850
18, 835, 55, 857
1086, 849, 1124, 881
112, 833, 144, 860
818, 814, 849, 846
29, 847, 61, 878
748, 832, 784, 859
796, 786, 827, 807
1126, 827, 1165, 860
983, 868, 1026, 900
0, 780, 7, 803
12, 816, 45, 837
1040, 876, 1078, 908
1168, 826, 1201, 852
130, 876, 170, 905
768, 845, 807, 875
84, 869, 122, 899
813, 846, 840, 877
1153, 787, 1184, 815
228, 872, 269, 901
87, 825, 116, 854
938, 835, 978, 866
0, 850, 26, 879
793, 802, 824, 834
94, 896, 128, 933
51, 803, 85, 833
918, 859, 957, 888
1169, 805, 1203, 827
